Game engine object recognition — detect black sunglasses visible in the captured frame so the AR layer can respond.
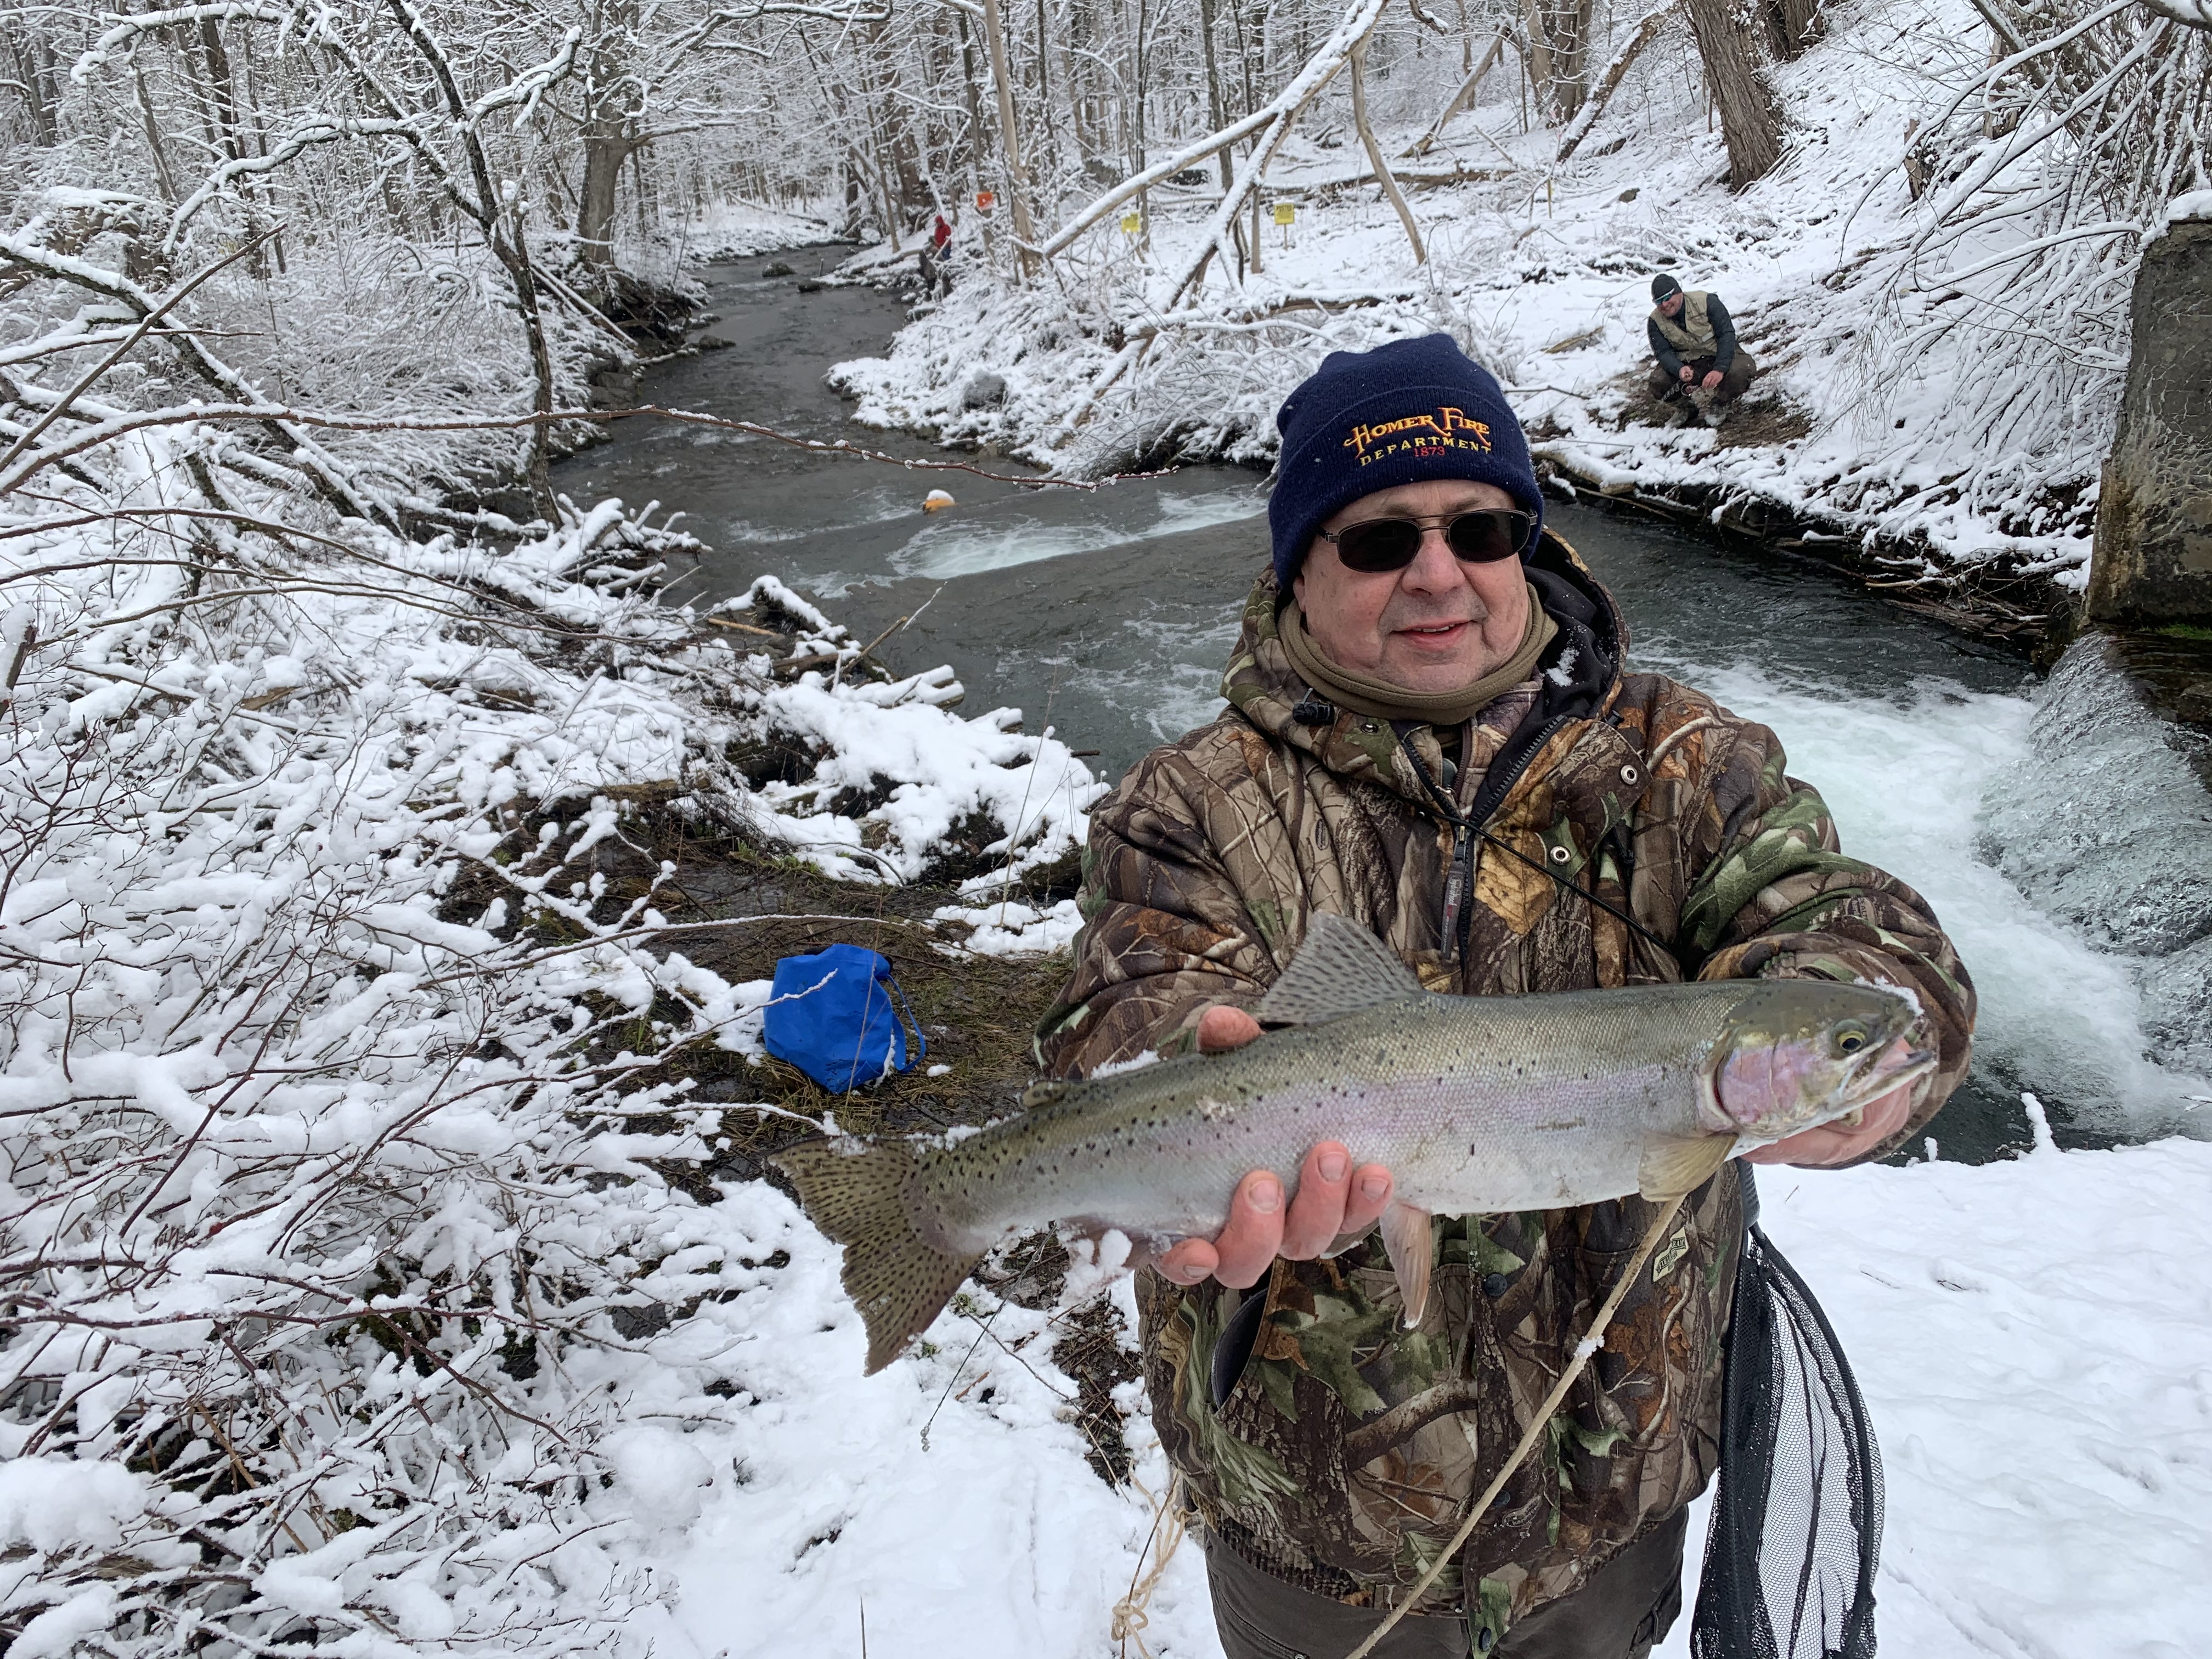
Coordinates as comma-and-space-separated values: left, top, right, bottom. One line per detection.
1316, 509, 1535, 574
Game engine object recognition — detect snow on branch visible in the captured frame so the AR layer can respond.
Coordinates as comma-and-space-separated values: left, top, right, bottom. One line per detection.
1834, 0, 2210, 552
0, 301, 1104, 1659
467, 25, 583, 128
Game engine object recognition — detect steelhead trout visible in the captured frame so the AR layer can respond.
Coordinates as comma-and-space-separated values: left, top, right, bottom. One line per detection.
778, 913, 1932, 1372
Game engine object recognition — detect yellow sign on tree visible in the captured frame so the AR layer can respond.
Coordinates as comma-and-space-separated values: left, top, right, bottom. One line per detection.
1272, 202, 1296, 226
1120, 212, 1143, 234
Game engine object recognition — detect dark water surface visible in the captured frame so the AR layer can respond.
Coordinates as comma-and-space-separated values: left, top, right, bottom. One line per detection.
554, 251, 2202, 1163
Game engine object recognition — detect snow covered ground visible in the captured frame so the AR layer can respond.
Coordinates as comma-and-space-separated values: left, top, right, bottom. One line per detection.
623, 650, 2212, 1655
616, 1133, 2212, 1659
833, 0, 2111, 588
681, 200, 843, 261
11, 8, 2205, 1639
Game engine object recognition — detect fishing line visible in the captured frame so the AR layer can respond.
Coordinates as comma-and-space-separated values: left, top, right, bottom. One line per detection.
1342, 1192, 1691, 1659
918, 1302, 997, 1452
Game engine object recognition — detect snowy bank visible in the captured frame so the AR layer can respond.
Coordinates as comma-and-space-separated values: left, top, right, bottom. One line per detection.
0, 338, 1099, 1656
832, 0, 2149, 603
628, 1133, 2212, 1659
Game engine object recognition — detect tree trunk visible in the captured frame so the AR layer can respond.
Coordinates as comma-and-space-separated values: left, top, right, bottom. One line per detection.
1763, 0, 1823, 59
1548, 0, 1596, 120
382, 0, 558, 512
979, 0, 1039, 274
132, 65, 179, 199
198, 17, 243, 161
1034, 0, 1059, 202
9, 29, 55, 145
1407, 30, 1505, 156
1556, 0, 1682, 161
1249, 160, 1262, 273
575, 0, 637, 272
1130, 0, 1150, 179
1685, 0, 1782, 188
1350, 41, 1424, 263
1200, 0, 1233, 190
1522, 0, 1595, 122
577, 123, 629, 269
1520, 0, 1557, 120
955, 12, 990, 201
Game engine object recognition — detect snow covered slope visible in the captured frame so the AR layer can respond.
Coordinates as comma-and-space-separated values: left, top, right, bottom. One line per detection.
626, 1134, 2212, 1658
836, 0, 2125, 590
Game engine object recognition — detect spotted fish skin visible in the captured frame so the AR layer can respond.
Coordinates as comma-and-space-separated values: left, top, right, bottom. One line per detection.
776, 915, 1929, 1373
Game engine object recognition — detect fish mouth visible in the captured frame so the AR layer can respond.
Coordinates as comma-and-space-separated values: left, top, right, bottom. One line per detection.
1825, 1037, 1937, 1127
1852, 1037, 1937, 1098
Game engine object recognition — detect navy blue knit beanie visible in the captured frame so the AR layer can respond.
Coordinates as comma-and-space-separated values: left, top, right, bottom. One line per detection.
1268, 334, 1543, 589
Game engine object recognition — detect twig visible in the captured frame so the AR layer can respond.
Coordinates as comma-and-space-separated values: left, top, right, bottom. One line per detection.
831, 613, 911, 689
919, 1304, 997, 1452
0, 228, 282, 478
0, 399, 1176, 496
1343, 1193, 1690, 1659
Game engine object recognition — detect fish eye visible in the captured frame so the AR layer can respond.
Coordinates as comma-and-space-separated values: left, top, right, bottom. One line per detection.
1833, 1025, 1869, 1056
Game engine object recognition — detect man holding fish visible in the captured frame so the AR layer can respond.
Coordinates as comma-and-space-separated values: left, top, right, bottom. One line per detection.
779, 335, 1972, 1657
1032, 336, 1972, 1657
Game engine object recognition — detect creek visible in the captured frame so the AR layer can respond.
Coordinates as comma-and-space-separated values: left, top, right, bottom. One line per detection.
554, 244, 2212, 1164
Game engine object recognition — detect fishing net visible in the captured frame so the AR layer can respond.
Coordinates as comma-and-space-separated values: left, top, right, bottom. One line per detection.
1691, 1167, 1884, 1659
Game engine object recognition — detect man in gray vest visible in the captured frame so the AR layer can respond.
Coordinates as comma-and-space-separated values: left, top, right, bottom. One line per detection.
1645, 274, 1755, 426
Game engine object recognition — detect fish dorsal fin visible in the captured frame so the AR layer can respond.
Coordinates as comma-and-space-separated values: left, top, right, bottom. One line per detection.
1255, 912, 1424, 1027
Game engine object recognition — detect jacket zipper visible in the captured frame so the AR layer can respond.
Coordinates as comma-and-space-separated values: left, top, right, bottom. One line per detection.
1423, 714, 1573, 961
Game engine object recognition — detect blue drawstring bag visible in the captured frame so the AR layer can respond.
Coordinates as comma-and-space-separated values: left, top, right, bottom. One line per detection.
762, 944, 926, 1093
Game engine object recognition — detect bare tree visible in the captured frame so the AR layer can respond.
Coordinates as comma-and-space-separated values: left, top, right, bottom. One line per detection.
1685, 0, 1784, 186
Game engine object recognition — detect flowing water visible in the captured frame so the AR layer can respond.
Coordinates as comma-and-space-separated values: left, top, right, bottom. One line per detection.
555, 246, 2212, 1161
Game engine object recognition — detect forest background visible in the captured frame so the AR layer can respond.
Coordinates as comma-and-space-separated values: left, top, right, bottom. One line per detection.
3, 0, 2211, 1655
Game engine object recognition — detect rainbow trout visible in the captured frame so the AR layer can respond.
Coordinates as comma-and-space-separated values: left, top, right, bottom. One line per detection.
778, 913, 1932, 1372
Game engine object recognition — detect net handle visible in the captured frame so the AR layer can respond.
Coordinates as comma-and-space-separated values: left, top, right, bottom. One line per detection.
1344, 1190, 1691, 1659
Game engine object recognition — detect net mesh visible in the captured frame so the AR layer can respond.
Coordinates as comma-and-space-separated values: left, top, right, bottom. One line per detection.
1691, 1169, 1884, 1659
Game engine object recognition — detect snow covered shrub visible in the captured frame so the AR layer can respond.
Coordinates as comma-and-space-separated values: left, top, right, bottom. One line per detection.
0, 481, 771, 1658
0, 142, 1113, 1648
1853, 0, 2212, 546
0, 325, 1095, 1659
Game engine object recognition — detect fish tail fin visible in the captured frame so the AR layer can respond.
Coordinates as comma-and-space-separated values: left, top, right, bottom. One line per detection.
774, 1137, 980, 1374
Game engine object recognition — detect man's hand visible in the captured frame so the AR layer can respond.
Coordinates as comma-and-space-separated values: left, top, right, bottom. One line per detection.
1155, 1007, 1395, 1288
1678, 364, 1696, 383
1741, 1084, 1915, 1169
1196, 1004, 1264, 1053
1701, 369, 1724, 391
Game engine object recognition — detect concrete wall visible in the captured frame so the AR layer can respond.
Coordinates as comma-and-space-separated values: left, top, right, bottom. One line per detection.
2087, 212, 2212, 627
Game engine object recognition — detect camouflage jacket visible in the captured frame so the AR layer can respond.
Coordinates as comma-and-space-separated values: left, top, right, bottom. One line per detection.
1035, 533, 1974, 1644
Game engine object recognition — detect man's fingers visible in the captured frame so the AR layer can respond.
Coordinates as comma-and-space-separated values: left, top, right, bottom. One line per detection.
1341, 1163, 1395, 1238
1162, 1147, 1401, 1290
1209, 1169, 1287, 1288
1278, 1143, 1352, 1259
1197, 1005, 1264, 1053
1155, 1237, 1219, 1285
